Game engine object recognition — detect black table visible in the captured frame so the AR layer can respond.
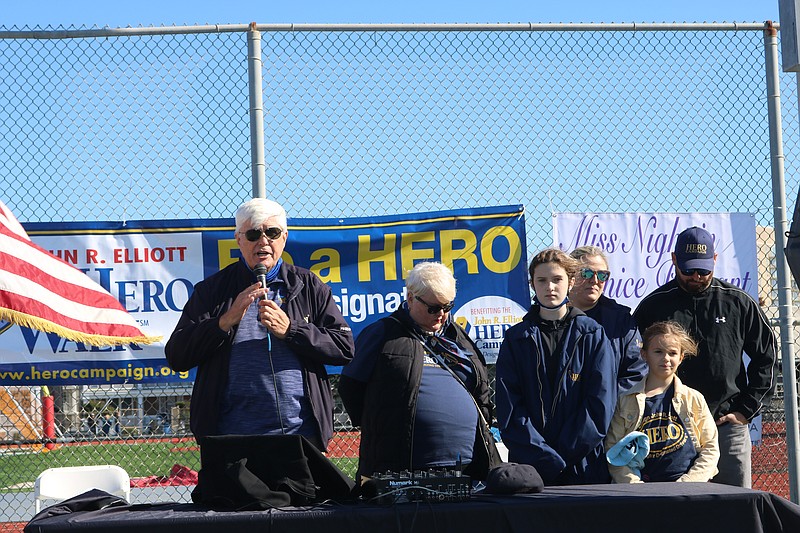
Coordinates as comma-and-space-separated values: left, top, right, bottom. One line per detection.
25, 482, 800, 533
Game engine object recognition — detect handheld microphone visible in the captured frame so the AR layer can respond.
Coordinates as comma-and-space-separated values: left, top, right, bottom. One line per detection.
253, 264, 268, 301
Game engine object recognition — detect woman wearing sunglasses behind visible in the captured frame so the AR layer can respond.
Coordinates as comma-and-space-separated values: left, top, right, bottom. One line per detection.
496, 248, 617, 485
339, 261, 502, 485
569, 246, 648, 397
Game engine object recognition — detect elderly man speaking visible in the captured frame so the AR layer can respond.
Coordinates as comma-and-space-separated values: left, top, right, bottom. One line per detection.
166, 198, 354, 452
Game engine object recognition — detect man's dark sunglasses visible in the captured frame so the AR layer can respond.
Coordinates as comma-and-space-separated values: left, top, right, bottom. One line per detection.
415, 295, 455, 315
680, 268, 712, 277
243, 227, 283, 242
579, 268, 611, 282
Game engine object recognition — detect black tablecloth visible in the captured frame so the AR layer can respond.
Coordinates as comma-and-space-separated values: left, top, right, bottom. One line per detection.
25, 482, 800, 533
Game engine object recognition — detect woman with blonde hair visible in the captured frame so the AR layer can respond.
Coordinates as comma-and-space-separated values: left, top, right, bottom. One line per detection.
569, 245, 647, 396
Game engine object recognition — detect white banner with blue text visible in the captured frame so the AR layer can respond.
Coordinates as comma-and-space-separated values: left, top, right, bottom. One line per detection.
553, 212, 758, 310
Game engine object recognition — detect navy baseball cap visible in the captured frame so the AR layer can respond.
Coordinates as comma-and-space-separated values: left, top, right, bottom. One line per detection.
674, 226, 715, 272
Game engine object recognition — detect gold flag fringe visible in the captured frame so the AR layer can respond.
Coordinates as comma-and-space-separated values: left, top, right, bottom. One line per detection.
0, 308, 162, 347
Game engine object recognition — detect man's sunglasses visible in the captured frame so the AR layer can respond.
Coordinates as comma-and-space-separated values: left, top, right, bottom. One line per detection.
579, 268, 611, 282
243, 227, 283, 242
415, 295, 455, 315
680, 268, 712, 277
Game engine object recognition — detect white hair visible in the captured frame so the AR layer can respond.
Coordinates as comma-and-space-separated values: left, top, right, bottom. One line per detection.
235, 198, 287, 232
406, 262, 456, 302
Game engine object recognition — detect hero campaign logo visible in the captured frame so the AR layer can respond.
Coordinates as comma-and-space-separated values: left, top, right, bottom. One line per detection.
452, 296, 527, 364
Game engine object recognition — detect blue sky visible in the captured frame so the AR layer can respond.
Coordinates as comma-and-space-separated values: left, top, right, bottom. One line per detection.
1, 1, 782, 29
0, 0, 790, 234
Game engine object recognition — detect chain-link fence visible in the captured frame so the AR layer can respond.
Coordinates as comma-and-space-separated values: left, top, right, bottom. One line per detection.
0, 22, 798, 527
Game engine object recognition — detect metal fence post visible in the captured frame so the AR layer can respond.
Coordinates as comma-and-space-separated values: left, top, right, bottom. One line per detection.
248, 22, 266, 199
764, 20, 800, 504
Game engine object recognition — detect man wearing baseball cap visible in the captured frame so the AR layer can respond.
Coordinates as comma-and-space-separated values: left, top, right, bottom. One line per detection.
633, 226, 777, 487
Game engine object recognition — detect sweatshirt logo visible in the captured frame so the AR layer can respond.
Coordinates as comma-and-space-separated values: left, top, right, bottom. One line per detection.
715, 316, 726, 324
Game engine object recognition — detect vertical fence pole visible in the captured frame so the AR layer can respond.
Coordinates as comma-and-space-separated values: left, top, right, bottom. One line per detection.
764, 21, 800, 504
42, 393, 56, 450
248, 22, 266, 199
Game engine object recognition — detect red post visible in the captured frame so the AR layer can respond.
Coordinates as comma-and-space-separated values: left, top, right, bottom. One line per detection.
42, 395, 55, 450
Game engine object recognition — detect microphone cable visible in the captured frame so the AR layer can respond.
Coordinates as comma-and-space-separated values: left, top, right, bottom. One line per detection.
264, 303, 286, 436
255, 265, 287, 437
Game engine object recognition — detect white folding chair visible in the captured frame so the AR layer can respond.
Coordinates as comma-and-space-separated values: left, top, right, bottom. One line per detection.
34, 464, 130, 513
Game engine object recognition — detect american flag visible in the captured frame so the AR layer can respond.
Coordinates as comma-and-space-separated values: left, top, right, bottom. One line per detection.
0, 200, 160, 346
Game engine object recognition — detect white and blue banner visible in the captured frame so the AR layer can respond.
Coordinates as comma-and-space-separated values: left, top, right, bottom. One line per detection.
553, 212, 759, 309
0, 205, 529, 385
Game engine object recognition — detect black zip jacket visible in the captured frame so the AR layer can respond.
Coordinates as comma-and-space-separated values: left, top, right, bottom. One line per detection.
339, 309, 501, 481
165, 259, 354, 450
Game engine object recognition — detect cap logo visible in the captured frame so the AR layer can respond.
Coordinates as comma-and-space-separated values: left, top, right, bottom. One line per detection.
685, 244, 708, 254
